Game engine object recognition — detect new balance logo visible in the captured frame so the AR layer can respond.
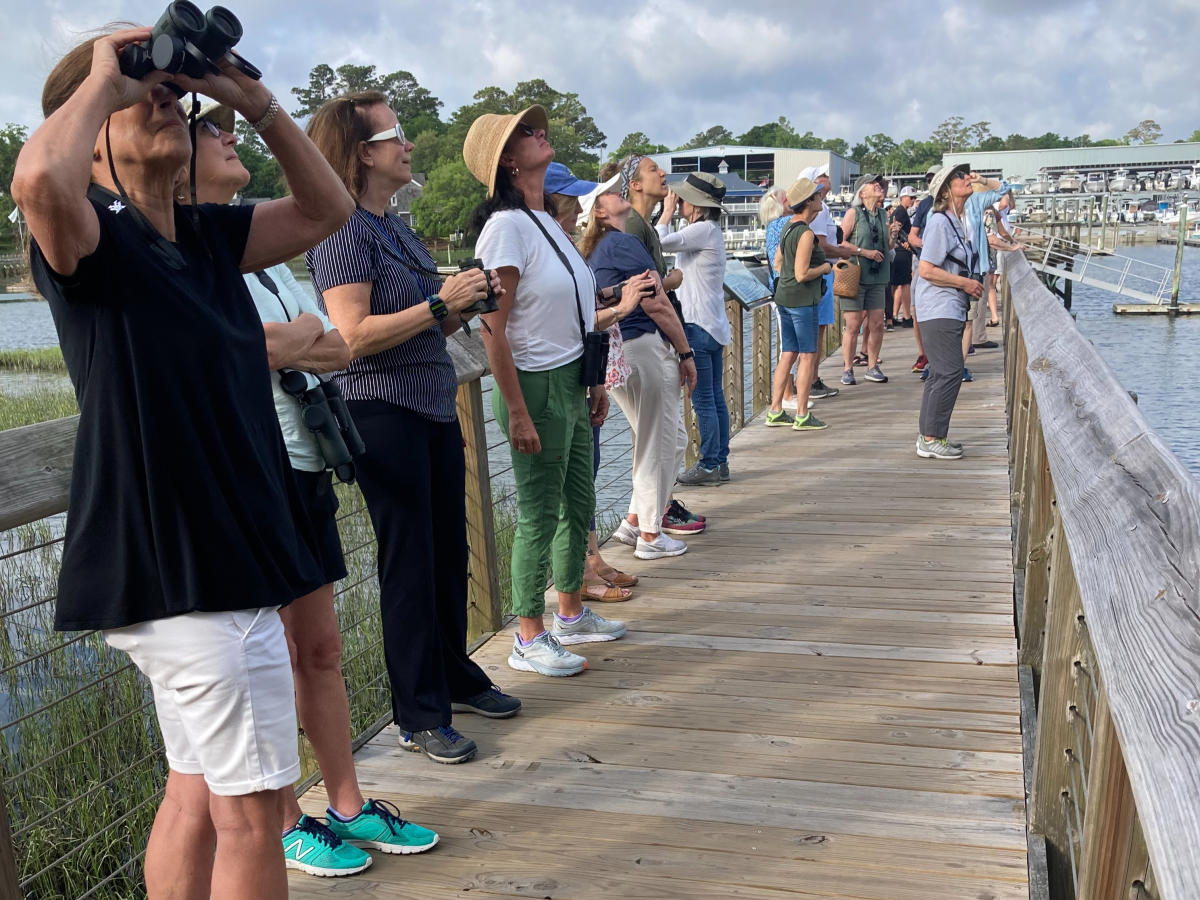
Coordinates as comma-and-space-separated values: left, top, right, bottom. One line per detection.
284, 837, 316, 861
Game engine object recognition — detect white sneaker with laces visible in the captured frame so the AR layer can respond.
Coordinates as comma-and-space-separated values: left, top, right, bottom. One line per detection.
552, 607, 627, 645
634, 533, 688, 560
507, 632, 587, 676
611, 519, 639, 547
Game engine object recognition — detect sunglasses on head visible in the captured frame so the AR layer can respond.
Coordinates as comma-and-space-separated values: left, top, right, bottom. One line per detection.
366, 123, 407, 144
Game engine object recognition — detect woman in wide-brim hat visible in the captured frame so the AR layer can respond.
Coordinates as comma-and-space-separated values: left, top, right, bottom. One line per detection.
465, 106, 628, 678
658, 172, 732, 485
912, 163, 984, 460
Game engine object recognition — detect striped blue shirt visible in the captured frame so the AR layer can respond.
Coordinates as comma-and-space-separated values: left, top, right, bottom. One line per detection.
306, 209, 458, 422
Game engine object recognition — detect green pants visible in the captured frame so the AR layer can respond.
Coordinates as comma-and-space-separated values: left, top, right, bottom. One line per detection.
493, 359, 595, 618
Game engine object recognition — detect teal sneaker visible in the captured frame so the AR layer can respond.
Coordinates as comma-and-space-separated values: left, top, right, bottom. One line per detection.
282, 815, 373, 877
765, 409, 794, 427
327, 799, 439, 855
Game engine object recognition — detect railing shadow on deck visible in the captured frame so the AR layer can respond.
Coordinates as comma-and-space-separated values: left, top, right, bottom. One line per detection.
1002, 250, 1200, 900
0, 261, 809, 898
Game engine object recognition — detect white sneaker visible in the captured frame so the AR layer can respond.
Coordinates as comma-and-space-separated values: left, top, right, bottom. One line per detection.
507, 632, 587, 676
780, 398, 814, 411
634, 533, 688, 560
552, 606, 627, 645
611, 519, 639, 547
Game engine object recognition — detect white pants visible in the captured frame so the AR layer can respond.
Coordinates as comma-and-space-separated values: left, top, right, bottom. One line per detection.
104, 607, 299, 796
611, 334, 681, 535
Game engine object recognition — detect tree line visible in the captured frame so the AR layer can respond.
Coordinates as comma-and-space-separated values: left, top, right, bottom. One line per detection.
3, 65, 1199, 250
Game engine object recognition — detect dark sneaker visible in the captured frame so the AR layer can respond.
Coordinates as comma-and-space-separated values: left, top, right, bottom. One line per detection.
852, 353, 869, 366
676, 463, 721, 486
399, 725, 477, 764
920, 367, 929, 381
764, 409, 794, 427
451, 685, 521, 719
962, 367, 974, 382
791, 413, 829, 431
809, 379, 840, 399
915, 435, 964, 460
967, 343, 976, 355
662, 510, 704, 535
912, 355, 928, 373
841, 369, 856, 386
669, 498, 705, 524
864, 365, 888, 383
973, 340, 999, 349
718, 462, 730, 482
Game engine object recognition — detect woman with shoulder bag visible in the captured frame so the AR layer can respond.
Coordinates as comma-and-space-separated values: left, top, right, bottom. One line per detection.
466, 107, 628, 678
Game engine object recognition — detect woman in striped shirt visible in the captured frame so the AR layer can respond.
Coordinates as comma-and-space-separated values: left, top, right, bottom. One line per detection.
306, 92, 522, 766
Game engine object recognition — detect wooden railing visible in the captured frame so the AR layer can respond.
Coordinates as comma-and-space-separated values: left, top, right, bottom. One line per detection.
0, 263, 789, 897
1002, 250, 1200, 900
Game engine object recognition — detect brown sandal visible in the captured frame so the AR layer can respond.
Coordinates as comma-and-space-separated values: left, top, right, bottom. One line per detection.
595, 565, 638, 587
582, 580, 633, 602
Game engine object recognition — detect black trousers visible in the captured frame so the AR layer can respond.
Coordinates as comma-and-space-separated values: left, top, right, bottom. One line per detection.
347, 400, 492, 732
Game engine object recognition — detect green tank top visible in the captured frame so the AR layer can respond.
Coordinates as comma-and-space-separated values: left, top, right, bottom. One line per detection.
774, 220, 826, 308
850, 205, 891, 284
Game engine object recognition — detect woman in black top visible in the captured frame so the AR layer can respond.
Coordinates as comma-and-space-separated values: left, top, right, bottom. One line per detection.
306, 92, 521, 766
13, 27, 353, 900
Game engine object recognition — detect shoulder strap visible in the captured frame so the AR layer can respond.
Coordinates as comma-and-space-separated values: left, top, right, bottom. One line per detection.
252, 269, 292, 322
937, 211, 977, 273
354, 208, 442, 280
519, 207, 588, 342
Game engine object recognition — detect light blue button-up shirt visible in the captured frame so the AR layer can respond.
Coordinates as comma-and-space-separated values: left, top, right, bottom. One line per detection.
964, 182, 1009, 274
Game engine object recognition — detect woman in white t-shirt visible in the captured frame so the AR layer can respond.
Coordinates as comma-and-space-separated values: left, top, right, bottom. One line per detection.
657, 173, 731, 485
465, 106, 627, 678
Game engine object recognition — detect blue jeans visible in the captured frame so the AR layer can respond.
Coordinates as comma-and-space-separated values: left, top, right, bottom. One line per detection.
685, 324, 730, 470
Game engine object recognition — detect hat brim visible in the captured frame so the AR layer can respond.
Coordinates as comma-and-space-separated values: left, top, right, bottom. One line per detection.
672, 179, 725, 210
549, 177, 600, 197
577, 173, 622, 227
928, 163, 970, 204
465, 105, 550, 197
786, 186, 819, 209
196, 100, 235, 133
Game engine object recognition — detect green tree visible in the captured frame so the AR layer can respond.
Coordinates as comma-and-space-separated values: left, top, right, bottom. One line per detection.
1185, 129, 1200, 143
930, 115, 968, 151
233, 121, 285, 199
736, 118, 799, 148
677, 125, 735, 150
1124, 119, 1162, 145
608, 131, 668, 160
409, 128, 462, 178
966, 121, 992, 148
978, 136, 1006, 151
0, 123, 29, 243
290, 63, 444, 133
410, 159, 484, 237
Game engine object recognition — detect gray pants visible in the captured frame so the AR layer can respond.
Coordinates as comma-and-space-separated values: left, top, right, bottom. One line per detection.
918, 317, 966, 438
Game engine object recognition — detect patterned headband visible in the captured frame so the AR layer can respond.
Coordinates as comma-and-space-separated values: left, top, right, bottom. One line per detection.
620, 154, 646, 200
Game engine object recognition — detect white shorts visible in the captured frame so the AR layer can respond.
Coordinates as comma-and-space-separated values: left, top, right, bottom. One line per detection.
104, 607, 299, 796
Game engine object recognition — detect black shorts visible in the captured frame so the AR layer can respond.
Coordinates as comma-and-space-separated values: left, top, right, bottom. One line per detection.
892, 250, 914, 286
292, 469, 348, 585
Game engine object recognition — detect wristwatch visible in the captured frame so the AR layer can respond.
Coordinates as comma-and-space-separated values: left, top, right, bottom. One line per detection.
678, 350, 695, 362
426, 294, 448, 321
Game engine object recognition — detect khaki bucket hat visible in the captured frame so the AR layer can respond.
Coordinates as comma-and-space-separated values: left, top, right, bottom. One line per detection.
463, 104, 550, 197
785, 177, 819, 209
929, 163, 971, 203
672, 172, 727, 210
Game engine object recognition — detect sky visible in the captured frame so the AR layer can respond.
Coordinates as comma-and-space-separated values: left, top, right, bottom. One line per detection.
2, 0, 1198, 153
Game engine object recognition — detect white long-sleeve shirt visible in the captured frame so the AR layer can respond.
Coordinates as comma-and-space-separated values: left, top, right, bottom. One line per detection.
656, 219, 730, 346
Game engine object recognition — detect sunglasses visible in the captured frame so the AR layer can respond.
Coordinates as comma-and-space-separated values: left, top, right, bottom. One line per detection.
366, 123, 407, 144
951, 170, 970, 181
514, 122, 536, 137
197, 118, 223, 139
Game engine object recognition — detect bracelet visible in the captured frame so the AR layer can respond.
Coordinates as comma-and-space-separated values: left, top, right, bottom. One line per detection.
678, 350, 695, 362
249, 94, 280, 133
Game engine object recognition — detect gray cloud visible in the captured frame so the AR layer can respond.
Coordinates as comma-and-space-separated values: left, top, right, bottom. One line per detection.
1, 0, 1196, 155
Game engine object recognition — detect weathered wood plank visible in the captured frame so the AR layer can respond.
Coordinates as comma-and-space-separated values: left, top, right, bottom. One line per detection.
0, 415, 78, 531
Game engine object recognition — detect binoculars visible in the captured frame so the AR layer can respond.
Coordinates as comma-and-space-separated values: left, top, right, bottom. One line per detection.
120, 1, 261, 87
457, 259, 500, 315
279, 372, 366, 484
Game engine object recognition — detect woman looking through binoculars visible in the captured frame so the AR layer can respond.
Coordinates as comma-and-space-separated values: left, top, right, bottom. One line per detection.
306, 92, 522, 769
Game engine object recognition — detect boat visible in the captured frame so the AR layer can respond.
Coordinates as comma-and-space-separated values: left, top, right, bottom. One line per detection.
1166, 170, 1189, 191
1153, 171, 1168, 191
1057, 169, 1083, 193
1108, 168, 1137, 192
1189, 164, 1200, 191
1027, 202, 1050, 223
1028, 171, 1054, 195
885, 180, 898, 198
1084, 172, 1106, 193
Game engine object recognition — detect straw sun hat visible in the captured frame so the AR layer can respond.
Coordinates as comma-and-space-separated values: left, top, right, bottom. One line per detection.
463, 104, 550, 196
928, 163, 971, 203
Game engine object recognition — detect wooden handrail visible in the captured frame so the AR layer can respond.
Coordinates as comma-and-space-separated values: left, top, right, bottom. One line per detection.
1003, 250, 1200, 900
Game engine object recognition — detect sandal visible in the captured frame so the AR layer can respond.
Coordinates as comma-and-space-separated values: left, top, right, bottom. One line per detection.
852, 353, 869, 367
595, 565, 638, 587
988, 318, 1000, 327
582, 579, 633, 602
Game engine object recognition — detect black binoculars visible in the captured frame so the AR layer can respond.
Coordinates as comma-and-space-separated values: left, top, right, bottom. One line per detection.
457, 259, 500, 315
279, 372, 366, 484
120, 1, 261, 87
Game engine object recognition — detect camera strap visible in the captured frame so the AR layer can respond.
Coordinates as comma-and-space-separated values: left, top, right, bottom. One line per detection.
354, 207, 443, 281
938, 211, 978, 275
519, 207, 590, 343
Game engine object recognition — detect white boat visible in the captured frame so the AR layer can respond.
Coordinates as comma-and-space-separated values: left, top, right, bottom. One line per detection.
1138, 173, 1156, 192
1028, 171, 1054, 194
1084, 172, 1106, 193
1166, 170, 1189, 191
1153, 172, 1168, 191
1057, 169, 1083, 193
1108, 168, 1137, 192
885, 180, 898, 199
1189, 164, 1200, 191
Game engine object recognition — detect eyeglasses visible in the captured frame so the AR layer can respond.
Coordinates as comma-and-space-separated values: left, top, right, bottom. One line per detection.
366, 123, 407, 144
514, 123, 536, 137
197, 118, 223, 139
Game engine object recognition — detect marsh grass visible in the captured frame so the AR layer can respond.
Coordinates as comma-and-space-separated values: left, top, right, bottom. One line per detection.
0, 348, 66, 373
0, 388, 77, 431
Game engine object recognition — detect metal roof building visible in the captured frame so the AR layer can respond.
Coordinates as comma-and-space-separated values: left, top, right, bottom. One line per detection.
648, 145, 859, 194
943, 143, 1200, 181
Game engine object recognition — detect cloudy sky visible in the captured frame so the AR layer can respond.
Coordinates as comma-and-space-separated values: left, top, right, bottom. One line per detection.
2, 0, 1198, 151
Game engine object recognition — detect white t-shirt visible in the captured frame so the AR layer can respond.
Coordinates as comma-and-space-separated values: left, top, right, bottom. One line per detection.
810, 201, 838, 244
656, 219, 730, 346
244, 264, 335, 472
476, 208, 596, 372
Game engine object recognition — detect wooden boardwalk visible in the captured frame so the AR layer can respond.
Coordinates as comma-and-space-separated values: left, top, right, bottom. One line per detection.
294, 326, 1027, 899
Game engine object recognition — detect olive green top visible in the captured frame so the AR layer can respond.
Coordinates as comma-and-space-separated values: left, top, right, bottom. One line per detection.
774, 220, 826, 309
849, 205, 891, 284
625, 209, 667, 276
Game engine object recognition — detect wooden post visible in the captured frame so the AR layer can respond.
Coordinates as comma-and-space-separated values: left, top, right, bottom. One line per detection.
456, 379, 503, 641
1076, 691, 1139, 900
0, 779, 20, 900
725, 299, 745, 433
682, 393, 699, 470
751, 305, 772, 417
1170, 205, 1187, 311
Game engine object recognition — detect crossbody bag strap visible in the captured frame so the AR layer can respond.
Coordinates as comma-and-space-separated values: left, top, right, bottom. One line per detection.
354, 207, 443, 281
938, 210, 976, 274
519, 207, 588, 342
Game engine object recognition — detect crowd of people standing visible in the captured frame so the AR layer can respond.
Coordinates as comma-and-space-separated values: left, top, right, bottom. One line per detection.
11, 20, 1022, 897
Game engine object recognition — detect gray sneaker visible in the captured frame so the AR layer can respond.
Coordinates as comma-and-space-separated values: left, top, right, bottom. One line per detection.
915, 435, 964, 459
718, 462, 730, 482
676, 463, 720, 486
809, 379, 840, 399
611, 519, 639, 547
551, 606, 627, 645
765, 409, 795, 427
398, 725, 478, 763
508, 632, 587, 676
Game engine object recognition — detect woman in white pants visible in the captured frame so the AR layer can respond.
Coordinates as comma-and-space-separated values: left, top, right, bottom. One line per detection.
577, 181, 697, 559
